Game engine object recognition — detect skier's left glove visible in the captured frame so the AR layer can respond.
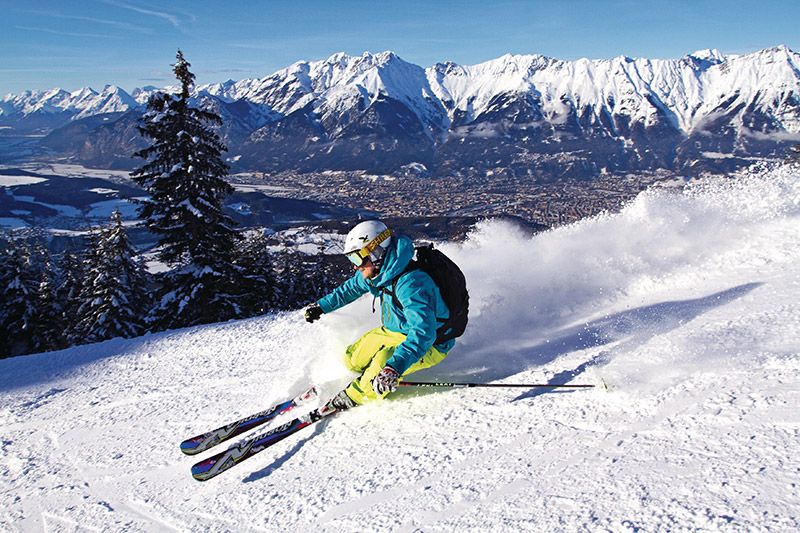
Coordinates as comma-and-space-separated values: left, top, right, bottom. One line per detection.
372, 366, 400, 395
304, 304, 323, 323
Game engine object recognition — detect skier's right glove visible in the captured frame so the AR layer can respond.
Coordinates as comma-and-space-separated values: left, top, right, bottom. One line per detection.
304, 304, 323, 323
372, 366, 400, 395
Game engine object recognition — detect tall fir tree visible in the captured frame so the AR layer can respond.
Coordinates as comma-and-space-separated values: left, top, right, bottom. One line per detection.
29, 248, 66, 353
270, 251, 350, 311
234, 231, 276, 315
57, 248, 87, 344
0, 238, 43, 357
74, 210, 151, 343
131, 50, 241, 329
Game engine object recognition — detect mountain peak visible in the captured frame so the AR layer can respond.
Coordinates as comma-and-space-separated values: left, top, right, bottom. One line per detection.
101, 84, 125, 95
70, 87, 98, 99
759, 44, 796, 57
319, 50, 403, 69
769, 43, 793, 53
324, 51, 350, 65
373, 50, 402, 64
689, 48, 726, 63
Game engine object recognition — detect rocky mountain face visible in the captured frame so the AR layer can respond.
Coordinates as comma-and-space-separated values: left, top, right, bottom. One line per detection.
2, 46, 799, 179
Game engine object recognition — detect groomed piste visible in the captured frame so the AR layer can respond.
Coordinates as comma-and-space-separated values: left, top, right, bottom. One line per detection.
1, 163, 799, 530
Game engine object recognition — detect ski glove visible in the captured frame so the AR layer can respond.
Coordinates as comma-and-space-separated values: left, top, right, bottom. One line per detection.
304, 304, 323, 323
372, 366, 400, 395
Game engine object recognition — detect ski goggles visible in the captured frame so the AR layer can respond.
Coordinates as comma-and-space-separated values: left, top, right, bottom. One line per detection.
345, 228, 391, 267
346, 249, 370, 267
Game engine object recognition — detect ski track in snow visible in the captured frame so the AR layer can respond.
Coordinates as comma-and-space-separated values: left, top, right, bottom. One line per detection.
2, 163, 800, 531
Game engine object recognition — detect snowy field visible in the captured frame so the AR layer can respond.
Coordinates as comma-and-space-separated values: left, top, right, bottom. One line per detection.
1, 164, 799, 531
0, 175, 48, 187
14, 163, 133, 180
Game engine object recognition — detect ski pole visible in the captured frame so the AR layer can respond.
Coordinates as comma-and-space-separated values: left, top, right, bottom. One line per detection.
398, 381, 595, 389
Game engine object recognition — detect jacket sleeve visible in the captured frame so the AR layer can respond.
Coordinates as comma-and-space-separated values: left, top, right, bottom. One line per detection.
385, 273, 439, 375
317, 272, 370, 314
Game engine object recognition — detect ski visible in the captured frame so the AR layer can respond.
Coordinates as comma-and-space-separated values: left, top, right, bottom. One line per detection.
191, 402, 340, 481
180, 386, 319, 456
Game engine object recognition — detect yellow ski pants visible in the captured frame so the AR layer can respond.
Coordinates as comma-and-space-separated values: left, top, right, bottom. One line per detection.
343, 326, 448, 404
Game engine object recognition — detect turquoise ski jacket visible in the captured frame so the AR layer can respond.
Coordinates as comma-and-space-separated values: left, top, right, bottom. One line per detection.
317, 234, 455, 375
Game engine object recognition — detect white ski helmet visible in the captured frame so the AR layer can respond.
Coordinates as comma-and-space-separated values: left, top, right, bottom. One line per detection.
343, 220, 392, 266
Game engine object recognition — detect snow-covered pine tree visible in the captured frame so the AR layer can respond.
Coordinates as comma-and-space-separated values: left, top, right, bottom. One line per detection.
234, 231, 276, 315
57, 248, 87, 344
269, 251, 350, 310
0, 240, 17, 357
29, 249, 66, 353
0, 238, 43, 357
304, 254, 351, 306
131, 50, 241, 329
74, 210, 150, 344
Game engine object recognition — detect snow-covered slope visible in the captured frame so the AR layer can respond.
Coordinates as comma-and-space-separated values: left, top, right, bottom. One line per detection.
2, 163, 799, 530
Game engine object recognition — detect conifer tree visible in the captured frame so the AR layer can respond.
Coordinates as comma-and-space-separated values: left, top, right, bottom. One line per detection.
131, 50, 240, 328
0, 239, 42, 357
270, 251, 349, 311
25, 243, 67, 353
0, 241, 17, 357
75, 211, 150, 343
57, 249, 87, 344
234, 231, 276, 315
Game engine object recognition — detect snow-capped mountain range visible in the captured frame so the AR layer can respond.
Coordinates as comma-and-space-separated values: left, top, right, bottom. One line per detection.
1, 85, 137, 120
2, 46, 799, 177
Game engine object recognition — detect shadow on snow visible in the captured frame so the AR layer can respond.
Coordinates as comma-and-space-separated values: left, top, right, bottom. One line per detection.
242, 418, 331, 483
399, 282, 763, 397
241, 284, 763, 481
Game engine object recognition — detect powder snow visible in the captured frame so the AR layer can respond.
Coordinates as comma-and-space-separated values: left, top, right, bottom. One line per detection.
1, 163, 799, 530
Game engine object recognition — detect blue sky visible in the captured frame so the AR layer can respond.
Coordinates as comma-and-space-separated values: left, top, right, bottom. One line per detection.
1, 0, 798, 96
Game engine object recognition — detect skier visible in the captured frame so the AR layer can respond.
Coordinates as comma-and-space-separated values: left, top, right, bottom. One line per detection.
304, 220, 456, 410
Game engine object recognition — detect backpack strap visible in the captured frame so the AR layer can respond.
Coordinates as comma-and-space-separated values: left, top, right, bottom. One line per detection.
381, 257, 448, 334
381, 259, 418, 311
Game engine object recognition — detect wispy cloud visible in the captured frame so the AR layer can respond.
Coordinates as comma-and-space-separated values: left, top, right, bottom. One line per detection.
99, 0, 185, 30
19, 9, 152, 33
14, 25, 125, 39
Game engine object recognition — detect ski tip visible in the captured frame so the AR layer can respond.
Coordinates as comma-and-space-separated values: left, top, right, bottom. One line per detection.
191, 471, 212, 481
180, 438, 204, 455
191, 458, 216, 481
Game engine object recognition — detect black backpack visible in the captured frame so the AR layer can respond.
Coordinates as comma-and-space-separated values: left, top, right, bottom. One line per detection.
385, 244, 469, 344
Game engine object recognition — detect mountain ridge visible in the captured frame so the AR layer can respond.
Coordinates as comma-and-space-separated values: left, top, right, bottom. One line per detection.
2, 46, 799, 177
